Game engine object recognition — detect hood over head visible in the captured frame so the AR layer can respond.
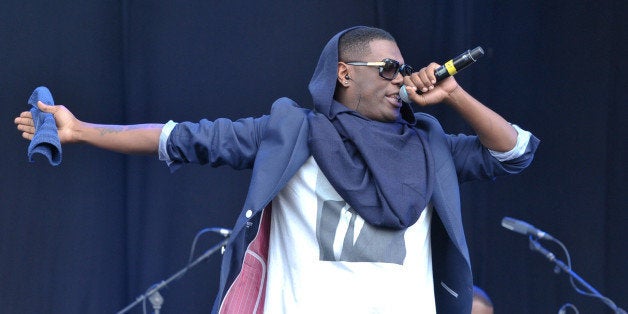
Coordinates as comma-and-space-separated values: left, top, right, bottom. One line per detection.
307, 26, 416, 124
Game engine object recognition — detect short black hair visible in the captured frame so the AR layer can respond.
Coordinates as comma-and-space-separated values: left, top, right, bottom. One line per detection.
338, 27, 396, 62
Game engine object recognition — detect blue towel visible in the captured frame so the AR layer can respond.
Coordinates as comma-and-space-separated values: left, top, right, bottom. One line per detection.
27, 86, 62, 166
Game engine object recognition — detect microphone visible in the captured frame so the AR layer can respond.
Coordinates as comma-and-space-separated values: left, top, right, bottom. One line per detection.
400, 46, 485, 103
501, 217, 555, 240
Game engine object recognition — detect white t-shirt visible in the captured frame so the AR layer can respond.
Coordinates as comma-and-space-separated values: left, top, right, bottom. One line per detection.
264, 156, 436, 314
156, 120, 532, 313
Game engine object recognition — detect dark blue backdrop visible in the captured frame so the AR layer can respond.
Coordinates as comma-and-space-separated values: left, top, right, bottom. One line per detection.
1, 1, 626, 313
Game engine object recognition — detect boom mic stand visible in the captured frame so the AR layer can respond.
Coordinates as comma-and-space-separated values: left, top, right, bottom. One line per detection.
117, 236, 230, 314
528, 237, 626, 314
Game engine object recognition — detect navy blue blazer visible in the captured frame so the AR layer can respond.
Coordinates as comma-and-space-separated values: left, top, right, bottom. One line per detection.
165, 98, 539, 313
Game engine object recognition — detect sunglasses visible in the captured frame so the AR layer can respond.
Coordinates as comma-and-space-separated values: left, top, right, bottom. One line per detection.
345, 58, 414, 81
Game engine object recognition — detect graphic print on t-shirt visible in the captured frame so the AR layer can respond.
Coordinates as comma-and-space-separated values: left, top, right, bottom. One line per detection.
315, 173, 407, 264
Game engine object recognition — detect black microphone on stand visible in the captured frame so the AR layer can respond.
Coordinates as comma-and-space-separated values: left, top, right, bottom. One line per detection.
500, 217, 627, 314
117, 227, 232, 314
501, 216, 555, 240
400, 46, 485, 103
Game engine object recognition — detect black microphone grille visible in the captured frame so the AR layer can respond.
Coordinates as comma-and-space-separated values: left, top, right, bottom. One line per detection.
469, 46, 485, 61
501, 216, 517, 230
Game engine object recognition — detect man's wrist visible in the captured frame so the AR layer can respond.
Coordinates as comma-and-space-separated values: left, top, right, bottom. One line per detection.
443, 85, 466, 109
72, 121, 89, 144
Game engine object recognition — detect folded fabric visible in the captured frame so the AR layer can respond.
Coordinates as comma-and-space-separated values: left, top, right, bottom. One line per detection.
27, 86, 62, 166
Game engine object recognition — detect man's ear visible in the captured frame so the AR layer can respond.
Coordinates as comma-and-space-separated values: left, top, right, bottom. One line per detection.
337, 62, 350, 85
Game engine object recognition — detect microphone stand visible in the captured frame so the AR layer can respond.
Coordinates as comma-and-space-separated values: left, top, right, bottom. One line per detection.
117, 236, 230, 314
528, 237, 626, 314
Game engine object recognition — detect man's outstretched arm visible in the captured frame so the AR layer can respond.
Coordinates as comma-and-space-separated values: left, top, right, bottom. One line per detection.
15, 101, 163, 155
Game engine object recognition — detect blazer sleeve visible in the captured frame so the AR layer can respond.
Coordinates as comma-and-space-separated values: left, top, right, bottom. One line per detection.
447, 131, 540, 183
165, 115, 270, 170
416, 112, 540, 183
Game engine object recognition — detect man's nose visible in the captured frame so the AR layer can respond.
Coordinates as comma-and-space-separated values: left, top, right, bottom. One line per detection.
391, 72, 404, 85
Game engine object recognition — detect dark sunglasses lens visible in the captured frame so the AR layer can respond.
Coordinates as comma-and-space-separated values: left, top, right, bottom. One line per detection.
400, 64, 414, 76
380, 60, 400, 80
